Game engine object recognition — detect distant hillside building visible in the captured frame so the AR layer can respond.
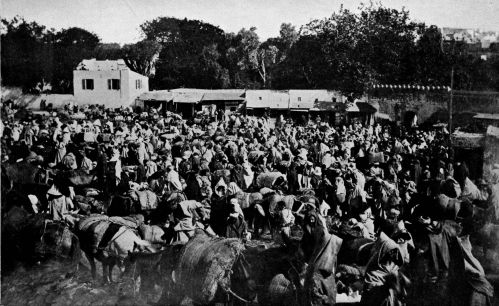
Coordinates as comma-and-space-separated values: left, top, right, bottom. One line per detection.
442, 27, 480, 43
441, 28, 499, 60
73, 59, 149, 108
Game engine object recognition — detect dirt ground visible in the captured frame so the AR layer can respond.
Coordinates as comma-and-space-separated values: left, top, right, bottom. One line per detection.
1, 260, 148, 306
0, 238, 278, 306
2, 233, 499, 306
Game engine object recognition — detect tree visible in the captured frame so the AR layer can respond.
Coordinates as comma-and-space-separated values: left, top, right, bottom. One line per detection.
279, 23, 299, 50
275, 33, 336, 89
2, 18, 103, 93
286, 4, 422, 97
410, 25, 447, 85
267, 23, 299, 63
225, 41, 242, 87
122, 40, 162, 77
356, 4, 420, 85
52, 27, 100, 93
1, 17, 54, 91
254, 44, 278, 87
93, 43, 122, 60
140, 17, 228, 89
198, 44, 230, 88
235, 27, 260, 70
224, 27, 261, 88
230, 27, 280, 88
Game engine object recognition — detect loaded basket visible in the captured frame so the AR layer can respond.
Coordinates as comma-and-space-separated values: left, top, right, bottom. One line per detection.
170, 230, 305, 305
256, 172, 287, 189
368, 152, 385, 164
173, 230, 246, 304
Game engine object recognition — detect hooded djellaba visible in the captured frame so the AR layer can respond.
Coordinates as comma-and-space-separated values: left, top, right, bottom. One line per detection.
301, 209, 343, 306
361, 221, 412, 306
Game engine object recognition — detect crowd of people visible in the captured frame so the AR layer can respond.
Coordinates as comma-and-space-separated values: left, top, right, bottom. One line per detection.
2, 102, 497, 305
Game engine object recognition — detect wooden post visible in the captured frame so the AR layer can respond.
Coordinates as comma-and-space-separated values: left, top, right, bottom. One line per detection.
449, 66, 454, 133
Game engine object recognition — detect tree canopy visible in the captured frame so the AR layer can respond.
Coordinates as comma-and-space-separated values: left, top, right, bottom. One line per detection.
2, 7, 499, 95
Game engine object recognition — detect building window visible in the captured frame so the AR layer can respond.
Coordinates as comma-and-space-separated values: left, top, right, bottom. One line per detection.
82, 79, 94, 90
298, 97, 302, 101
108, 79, 120, 90
333, 98, 337, 103
259, 97, 262, 100
136, 79, 142, 89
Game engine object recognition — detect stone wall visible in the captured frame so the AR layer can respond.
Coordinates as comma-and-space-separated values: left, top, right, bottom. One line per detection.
369, 90, 499, 126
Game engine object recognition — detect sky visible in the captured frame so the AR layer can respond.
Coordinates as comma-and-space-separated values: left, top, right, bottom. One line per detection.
2, 0, 499, 45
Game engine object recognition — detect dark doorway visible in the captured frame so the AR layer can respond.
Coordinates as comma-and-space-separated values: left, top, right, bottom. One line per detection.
404, 111, 417, 127
453, 147, 484, 180
175, 103, 195, 118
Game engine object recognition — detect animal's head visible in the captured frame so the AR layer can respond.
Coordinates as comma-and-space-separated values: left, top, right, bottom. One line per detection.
231, 255, 257, 301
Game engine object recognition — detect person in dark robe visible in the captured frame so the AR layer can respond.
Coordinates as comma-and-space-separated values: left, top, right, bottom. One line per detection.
410, 159, 422, 190
361, 223, 411, 306
301, 210, 343, 306
287, 161, 300, 195
453, 161, 469, 190
96, 145, 108, 196
408, 209, 494, 306
224, 198, 248, 239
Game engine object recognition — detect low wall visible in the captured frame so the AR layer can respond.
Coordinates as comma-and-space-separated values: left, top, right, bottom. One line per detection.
370, 90, 499, 126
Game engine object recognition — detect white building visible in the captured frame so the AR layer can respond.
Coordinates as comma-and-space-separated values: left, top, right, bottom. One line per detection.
73, 59, 149, 108
245, 90, 290, 110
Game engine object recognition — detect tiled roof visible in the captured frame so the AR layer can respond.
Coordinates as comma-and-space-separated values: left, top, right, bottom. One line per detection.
172, 91, 204, 104
474, 113, 499, 120
138, 90, 173, 101
201, 91, 245, 101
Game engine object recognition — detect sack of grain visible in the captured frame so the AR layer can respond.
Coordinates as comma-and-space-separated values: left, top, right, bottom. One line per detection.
109, 216, 141, 229
175, 231, 245, 304
77, 214, 109, 232
139, 224, 165, 244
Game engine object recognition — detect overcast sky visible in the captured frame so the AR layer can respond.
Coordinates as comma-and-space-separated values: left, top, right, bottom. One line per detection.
3, 0, 499, 44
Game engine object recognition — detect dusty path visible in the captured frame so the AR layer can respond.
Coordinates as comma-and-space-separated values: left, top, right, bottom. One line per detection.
1, 258, 153, 306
